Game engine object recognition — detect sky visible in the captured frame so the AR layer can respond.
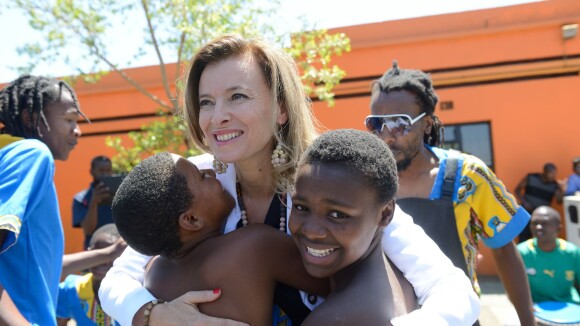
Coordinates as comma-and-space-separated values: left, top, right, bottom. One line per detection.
0, 0, 541, 83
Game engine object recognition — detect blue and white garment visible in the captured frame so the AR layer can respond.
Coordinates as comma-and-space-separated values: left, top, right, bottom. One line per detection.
0, 136, 64, 326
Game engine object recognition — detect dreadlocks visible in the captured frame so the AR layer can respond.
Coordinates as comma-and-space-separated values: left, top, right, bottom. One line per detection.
371, 61, 444, 147
0, 75, 84, 138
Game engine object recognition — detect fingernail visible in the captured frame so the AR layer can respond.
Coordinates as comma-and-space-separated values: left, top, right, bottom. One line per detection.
213, 288, 220, 294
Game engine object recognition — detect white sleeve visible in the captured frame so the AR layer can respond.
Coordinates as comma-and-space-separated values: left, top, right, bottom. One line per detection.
99, 246, 155, 326
384, 206, 480, 326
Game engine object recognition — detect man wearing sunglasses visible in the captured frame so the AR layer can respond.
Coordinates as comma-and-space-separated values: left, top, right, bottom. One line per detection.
367, 61, 535, 325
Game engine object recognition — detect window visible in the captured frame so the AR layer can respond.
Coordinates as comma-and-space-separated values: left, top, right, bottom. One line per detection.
441, 122, 494, 170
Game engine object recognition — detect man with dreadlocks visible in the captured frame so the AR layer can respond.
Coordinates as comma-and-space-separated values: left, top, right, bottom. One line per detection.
366, 61, 536, 325
0, 75, 84, 325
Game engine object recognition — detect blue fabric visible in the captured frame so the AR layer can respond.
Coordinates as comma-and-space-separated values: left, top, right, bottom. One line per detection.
0, 139, 64, 326
565, 173, 580, 196
73, 185, 113, 249
57, 275, 87, 324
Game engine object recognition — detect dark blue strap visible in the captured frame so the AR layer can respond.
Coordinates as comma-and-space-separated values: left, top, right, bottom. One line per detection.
441, 156, 458, 201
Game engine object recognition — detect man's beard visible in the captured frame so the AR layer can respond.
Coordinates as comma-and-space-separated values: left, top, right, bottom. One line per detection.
397, 158, 413, 172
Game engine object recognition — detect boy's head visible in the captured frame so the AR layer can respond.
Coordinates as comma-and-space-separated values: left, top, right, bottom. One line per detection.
289, 129, 398, 278
0, 75, 85, 160
112, 152, 235, 258
88, 224, 121, 281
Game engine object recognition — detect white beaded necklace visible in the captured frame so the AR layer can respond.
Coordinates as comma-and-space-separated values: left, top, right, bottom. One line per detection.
236, 182, 287, 232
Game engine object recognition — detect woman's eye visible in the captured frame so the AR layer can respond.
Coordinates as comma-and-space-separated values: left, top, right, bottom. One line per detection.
231, 93, 248, 101
199, 99, 212, 107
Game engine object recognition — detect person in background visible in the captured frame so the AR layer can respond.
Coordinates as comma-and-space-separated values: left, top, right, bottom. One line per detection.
366, 61, 535, 325
565, 158, 580, 196
517, 206, 580, 304
57, 224, 124, 326
0, 75, 83, 325
515, 163, 565, 242
73, 155, 114, 249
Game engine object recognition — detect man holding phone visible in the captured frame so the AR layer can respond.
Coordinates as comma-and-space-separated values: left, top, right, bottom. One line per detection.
73, 156, 114, 249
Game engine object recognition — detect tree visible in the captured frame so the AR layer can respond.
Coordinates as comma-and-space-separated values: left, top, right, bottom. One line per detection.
9, 0, 350, 172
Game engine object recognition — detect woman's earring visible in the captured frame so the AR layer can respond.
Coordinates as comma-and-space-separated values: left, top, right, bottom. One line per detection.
271, 144, 288, 168
212, 157, 228, 174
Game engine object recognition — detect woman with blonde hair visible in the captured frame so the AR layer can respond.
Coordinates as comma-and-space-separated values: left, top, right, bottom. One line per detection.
100, 34, 479, 326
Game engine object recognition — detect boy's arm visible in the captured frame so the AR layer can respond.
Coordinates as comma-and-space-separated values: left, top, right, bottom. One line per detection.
256, 225, 330, 296
0, 284, 29, 325
62, 238, 126, 276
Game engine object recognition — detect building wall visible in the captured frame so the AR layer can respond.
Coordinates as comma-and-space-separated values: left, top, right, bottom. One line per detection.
3, 0, 578, 277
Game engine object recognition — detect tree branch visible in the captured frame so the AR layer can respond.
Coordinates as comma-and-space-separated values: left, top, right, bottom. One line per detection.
140, 0, 177, 111
44, 1, 173, 111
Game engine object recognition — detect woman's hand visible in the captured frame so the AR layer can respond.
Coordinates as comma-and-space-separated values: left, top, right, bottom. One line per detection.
134, 290, 249, 326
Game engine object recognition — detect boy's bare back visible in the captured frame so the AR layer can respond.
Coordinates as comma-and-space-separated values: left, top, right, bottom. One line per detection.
144, 224, 328, 326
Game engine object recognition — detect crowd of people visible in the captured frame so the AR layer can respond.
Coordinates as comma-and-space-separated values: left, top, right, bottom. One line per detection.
1, 33, 578, 326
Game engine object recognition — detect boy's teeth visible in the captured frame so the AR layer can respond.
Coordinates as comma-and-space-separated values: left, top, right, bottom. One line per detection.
306, 247, 335, 257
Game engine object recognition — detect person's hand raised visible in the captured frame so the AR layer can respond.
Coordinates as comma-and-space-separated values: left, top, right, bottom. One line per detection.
91, 182, 111, 205
141, 290, 249, 326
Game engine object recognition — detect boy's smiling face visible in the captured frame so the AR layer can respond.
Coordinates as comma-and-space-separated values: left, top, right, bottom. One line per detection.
173, 155, 235, 229
289, 162, 393, 279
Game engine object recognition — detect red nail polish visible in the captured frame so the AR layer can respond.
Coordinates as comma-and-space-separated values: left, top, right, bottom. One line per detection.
213, 288, 220, 294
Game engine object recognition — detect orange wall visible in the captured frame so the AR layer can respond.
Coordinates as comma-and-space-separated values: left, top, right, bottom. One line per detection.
3, 0, 579, 277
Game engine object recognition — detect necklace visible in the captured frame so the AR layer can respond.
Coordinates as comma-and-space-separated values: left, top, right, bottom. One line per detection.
236, 182, 287, 232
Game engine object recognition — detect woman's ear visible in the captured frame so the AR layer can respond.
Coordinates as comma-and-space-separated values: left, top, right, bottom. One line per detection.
379, 199, 395, 227
179, 209, 203, 231
276, 104, 289, 125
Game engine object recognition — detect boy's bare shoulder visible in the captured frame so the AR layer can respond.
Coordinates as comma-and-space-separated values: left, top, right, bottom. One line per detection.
304, 284, 392, 326
214, 225, 292, 262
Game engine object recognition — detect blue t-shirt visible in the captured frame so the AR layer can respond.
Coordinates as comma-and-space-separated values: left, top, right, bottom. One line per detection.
565, 174, 580, 196
73, 186, 113, 249
0, 137, 64, 326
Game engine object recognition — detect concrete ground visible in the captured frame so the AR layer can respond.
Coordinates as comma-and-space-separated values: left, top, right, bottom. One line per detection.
479, 275, 521, 326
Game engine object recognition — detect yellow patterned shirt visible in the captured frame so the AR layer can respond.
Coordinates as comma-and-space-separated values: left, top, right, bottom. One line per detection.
428, 146, 530, 293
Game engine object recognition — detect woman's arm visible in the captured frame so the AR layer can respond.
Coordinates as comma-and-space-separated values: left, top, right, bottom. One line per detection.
99, 246, 156, 326
383, 207, 480, 326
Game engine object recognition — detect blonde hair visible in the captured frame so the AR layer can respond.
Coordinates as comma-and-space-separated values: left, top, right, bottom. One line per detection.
183, 34, 318, 192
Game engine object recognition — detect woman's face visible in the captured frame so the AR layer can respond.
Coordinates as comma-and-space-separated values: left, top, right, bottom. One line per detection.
289, 162, 393, 279
198, 53, 287, 166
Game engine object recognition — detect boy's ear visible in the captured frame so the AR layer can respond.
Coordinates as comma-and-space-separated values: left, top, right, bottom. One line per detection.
179, 209, 203, 231
379, 200, 395, 227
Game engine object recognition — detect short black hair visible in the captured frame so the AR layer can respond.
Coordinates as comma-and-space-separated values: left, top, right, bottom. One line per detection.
543, 163, 556, 173
91, 155, 112, 169
573, 157, 580, 170
0, 75, 86, 138
112, 152, 192, 258
371, 61, 443, 146
298, 129, 398, 203
88, 223, 120, 249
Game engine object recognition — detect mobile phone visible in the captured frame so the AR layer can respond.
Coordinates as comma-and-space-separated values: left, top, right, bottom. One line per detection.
98, 174, 126, 205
